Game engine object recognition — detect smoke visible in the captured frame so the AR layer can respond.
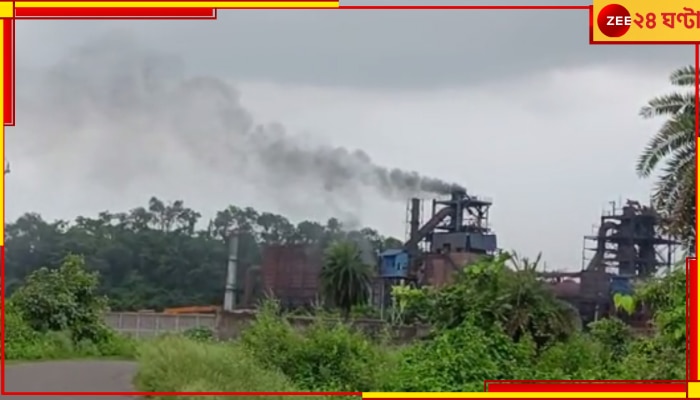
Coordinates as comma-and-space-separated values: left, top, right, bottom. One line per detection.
16, 33, 463, 203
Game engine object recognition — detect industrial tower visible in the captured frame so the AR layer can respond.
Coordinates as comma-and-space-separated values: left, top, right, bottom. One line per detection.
583, 200, 678, 278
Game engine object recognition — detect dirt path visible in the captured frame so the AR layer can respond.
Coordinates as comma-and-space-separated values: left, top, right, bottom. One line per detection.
4, 360, 140, 399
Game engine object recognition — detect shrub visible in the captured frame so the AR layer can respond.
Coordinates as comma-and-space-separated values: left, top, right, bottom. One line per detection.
589, 317, 633, 358
11, 255, 111, 343
385, 320, 535, 392
4, 256, 137, 361
136, 335, 338, 400
183, 326, 216, 342
241, 300, 389, 392
534, 334, 616, 379
240, 301, 301, 376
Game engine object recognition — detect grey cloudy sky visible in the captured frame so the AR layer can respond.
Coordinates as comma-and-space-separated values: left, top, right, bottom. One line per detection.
7, 2, 692, 269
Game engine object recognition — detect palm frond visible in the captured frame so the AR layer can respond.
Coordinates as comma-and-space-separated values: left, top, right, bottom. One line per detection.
669, 65, 696, 86
639, 92, 694, 119
638, 66, 697, 248
320, 241, 373, 315
636, 114, 694, 177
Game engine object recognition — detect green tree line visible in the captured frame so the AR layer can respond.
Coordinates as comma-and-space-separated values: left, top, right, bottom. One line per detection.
5, 197, 401, 311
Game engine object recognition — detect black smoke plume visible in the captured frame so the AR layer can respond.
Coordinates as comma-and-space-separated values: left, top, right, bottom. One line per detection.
17, 34, 464, 200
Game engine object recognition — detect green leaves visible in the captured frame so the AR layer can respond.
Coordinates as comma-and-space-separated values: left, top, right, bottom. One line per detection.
637, 65, 696, 249
5, 197, 402, 312
4, 255, 137, 361
418, 253, 580, 347
613, 293, 636, 315
637, 267, 687, 347
10, 255, 110, 343
320, 241, 374, 316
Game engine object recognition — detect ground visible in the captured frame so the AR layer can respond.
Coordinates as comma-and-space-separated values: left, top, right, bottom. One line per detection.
5, 360, 137, 399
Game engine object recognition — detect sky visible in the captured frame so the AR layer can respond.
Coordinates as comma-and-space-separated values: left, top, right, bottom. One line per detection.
6, 0, 693, 270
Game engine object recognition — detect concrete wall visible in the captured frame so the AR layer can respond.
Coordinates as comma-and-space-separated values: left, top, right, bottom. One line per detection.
105, 310, 430, 343
215, 310, 431, 343
104, 311, 216, 338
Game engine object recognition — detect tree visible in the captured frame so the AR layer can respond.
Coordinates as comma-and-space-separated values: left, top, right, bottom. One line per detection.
423, 253, 581, 347
636, 265, 686, 347
5, 197, 397, 311
10, 255, 109, 342
637, 65, 696, 250
320, 241, 374, 317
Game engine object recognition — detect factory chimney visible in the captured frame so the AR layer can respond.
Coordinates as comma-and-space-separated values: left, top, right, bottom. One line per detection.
223, 231, 239, 312
409, 198, 421, 245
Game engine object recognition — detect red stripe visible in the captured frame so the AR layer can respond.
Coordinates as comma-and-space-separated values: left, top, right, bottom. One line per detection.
15, 7, 216, 18
3, 19, 13, 126
693, 43, 700, 383
487, 383, 686, 393
339, 5, 587, 9
1, 246, 5, 394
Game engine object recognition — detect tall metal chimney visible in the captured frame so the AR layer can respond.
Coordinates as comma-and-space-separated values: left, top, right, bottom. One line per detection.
451, 188, 466, 232
223, 231, 239, 312
409, 198, 421, 244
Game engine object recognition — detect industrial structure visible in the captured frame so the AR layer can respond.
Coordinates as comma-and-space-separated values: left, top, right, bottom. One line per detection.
259, 244, 323, 308
582, 200, 677, 277
540, 200, 679, 326
378, 189, 498, 287
228, 188, 677, 328
375, 193, 679, 325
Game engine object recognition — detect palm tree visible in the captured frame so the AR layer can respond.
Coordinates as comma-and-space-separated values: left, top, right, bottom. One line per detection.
637, 65, 696, 250
320, 241, 373, 318
431, 253, 581, 347
504, 252, 581, 344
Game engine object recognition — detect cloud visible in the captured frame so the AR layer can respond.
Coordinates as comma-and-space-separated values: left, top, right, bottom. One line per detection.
16, 3, 690, 89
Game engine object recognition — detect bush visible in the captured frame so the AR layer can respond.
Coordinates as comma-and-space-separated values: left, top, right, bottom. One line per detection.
183, 326, 216, 342
534, 334, 616, 379
589, 317, 632, 358
136, 335, 339, 400
4, 255, 137, 361
385, 321, 535, 392
241, 300, 389, 392
11, 255, 111, 343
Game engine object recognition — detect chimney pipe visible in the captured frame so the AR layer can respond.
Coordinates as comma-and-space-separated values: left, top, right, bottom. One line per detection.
409, 198, 420, 245
223, 231, 239, 312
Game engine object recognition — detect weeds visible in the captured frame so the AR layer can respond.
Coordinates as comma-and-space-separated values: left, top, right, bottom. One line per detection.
135, 335, 346, 400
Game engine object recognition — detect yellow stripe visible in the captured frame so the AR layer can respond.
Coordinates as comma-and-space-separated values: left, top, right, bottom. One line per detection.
0, 2, 12, 17
15, 1, 338, 8
362, 393, 685, 399
689, 382, 700, 398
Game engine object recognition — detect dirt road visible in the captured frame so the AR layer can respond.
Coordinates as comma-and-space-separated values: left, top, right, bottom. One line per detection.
4, 360, 139, 399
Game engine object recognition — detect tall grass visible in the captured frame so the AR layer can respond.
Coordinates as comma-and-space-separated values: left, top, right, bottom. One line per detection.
135, 335, 349, 400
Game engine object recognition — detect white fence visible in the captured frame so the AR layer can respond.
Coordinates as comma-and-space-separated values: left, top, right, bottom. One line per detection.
104, 312, 216, 338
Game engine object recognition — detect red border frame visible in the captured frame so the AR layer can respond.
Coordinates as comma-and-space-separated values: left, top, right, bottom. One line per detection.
0, 2, 697, 397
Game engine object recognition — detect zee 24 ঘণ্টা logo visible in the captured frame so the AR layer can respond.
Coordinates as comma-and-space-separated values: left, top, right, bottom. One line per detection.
596, 3, 700, 38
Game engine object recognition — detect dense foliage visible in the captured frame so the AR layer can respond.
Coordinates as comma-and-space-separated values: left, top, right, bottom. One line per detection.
5, 198, 401, 311
4, 256, 135, 361
321, 242, 374, 317
3, 221, 688, 395
233, 259, 686, 392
